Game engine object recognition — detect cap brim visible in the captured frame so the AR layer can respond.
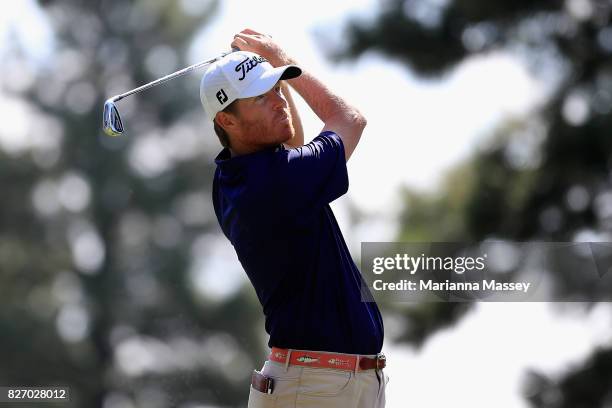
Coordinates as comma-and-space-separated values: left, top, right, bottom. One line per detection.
239, 65, 302, 99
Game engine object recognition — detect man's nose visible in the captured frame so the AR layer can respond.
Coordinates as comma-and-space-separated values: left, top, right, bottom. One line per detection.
271, 91, 287, 110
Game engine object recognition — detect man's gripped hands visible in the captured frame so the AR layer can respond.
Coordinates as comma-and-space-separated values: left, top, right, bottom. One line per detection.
231, 28, 293, 67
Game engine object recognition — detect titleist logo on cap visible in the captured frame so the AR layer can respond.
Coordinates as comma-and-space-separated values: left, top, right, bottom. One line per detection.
235, 55, 267, 81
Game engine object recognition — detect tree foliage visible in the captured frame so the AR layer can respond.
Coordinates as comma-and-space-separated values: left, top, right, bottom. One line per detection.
0, 1, 267, 406
339, 0, 612, 405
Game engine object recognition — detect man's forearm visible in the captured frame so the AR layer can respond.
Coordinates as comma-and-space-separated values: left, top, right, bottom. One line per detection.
272, 55, 362, 126
271, 53, 366, 160
282, 81, 305, 148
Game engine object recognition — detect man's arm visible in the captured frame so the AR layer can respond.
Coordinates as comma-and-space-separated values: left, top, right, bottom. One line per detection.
281, 81, 305, 148
232, 29, 366, 161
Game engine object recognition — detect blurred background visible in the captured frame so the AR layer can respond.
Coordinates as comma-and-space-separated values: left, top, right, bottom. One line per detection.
1, 0, 612, 406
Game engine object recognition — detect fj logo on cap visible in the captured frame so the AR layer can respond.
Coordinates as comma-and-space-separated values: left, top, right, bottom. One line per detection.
216, 89, 228, 105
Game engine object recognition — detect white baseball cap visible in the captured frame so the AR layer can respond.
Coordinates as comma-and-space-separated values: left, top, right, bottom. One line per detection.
200, 51, 302, 121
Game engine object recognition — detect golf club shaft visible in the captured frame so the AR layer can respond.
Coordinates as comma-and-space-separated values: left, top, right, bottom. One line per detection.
112, 50, 234, 102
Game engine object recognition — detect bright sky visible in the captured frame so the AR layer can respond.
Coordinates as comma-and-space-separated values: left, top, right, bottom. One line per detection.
2, 1, 610, 407
385, 302, 612, 408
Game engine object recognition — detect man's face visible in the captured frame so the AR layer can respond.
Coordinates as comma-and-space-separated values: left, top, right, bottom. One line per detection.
230, 81, 295, 151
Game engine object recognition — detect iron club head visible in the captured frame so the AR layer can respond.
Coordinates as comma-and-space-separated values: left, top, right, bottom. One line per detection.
102, 98, 124, 137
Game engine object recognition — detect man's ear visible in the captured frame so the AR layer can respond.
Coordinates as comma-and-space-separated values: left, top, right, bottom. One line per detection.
215, 111, 239, 132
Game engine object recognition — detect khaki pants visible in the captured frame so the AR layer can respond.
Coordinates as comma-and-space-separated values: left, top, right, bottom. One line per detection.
248, 359, 388, 407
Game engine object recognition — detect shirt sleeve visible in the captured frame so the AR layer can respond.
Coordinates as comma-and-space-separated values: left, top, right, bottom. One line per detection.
271, 131, 348, 220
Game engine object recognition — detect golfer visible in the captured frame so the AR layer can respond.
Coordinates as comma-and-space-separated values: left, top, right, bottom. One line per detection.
200, 28, 386, 407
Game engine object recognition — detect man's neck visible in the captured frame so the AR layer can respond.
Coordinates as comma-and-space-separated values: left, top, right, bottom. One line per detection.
229, 143, 280, 157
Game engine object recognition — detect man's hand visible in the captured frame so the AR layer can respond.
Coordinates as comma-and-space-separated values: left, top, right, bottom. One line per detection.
230, 28, 292, 67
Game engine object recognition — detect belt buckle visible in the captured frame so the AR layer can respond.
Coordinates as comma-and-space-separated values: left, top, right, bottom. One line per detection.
376, 353, 386, 370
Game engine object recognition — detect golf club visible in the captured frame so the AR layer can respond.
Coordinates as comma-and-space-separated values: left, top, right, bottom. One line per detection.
102, 48, 237, 137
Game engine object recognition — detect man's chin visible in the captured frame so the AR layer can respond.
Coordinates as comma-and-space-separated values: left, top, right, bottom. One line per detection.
280, 124, 296, 144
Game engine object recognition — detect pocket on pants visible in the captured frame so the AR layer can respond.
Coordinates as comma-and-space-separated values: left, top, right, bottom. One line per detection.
297, 368, 353, 397
247, 386, 277, 408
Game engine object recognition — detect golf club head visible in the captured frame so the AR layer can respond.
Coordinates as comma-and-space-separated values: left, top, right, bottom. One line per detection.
103, 99, 124, 137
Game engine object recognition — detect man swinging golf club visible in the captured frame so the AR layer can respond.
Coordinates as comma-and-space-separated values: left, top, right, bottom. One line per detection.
201, 28, 387, 407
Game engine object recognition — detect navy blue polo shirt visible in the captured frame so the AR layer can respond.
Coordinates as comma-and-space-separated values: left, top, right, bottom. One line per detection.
212, 131, 383, 355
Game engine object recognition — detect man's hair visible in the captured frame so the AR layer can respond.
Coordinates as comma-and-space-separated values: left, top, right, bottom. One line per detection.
213, 100, 239, 148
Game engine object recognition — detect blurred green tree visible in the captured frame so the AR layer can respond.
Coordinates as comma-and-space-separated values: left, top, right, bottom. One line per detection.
0, 1, 266, 406
337, 0, 612, 406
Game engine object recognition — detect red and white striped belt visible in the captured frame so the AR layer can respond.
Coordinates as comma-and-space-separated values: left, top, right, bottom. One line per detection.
269, 347, 386, 371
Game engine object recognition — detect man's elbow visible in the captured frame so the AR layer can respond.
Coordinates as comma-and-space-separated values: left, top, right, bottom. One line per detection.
352, 110, 367, 132
358, 114, 367, 131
